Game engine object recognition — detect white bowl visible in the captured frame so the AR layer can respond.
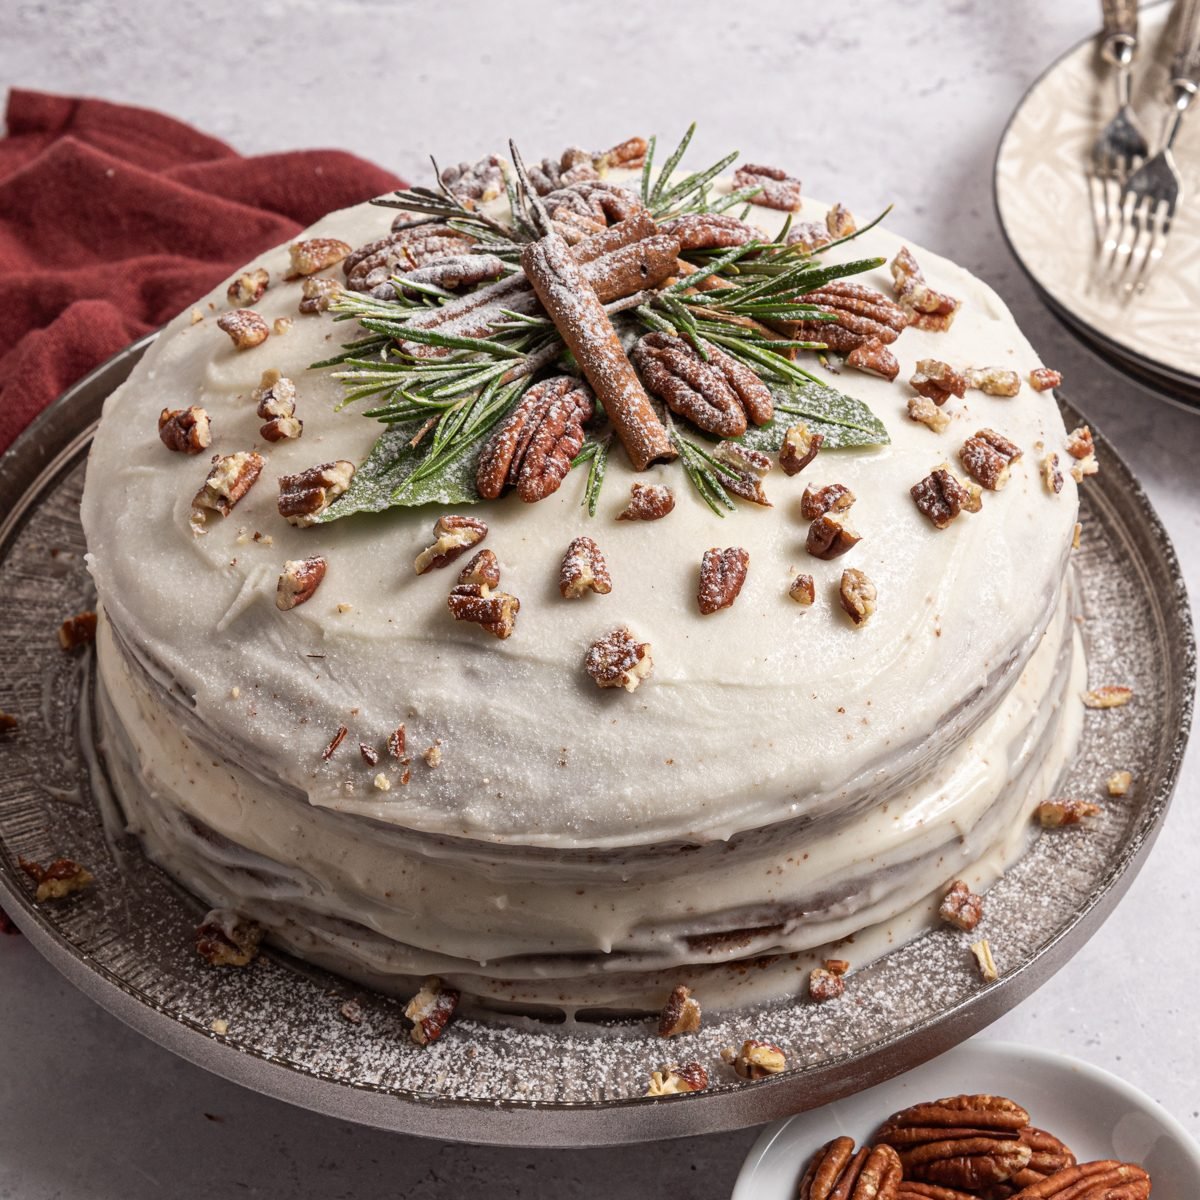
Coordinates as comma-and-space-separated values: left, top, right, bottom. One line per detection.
732, 1039, 1200, 1198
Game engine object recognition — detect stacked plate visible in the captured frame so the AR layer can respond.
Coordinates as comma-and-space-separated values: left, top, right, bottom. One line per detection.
995, 0, 1200, 409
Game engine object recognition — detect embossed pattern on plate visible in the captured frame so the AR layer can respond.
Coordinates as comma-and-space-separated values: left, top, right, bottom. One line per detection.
0, 339, 1192, 1147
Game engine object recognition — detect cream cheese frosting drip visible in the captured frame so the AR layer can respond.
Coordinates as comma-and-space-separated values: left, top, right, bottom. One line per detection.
81, 179, 1082, 849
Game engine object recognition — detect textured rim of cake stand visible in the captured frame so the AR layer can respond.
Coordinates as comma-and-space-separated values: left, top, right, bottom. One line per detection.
0, 336, 1192, 1147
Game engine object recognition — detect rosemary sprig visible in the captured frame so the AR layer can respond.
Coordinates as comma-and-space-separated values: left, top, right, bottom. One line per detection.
573, 433, 612, 517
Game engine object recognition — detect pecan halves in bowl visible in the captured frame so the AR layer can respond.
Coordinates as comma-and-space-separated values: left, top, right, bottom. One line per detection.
1007, 1160, 1149, 1199
475, 376, 595, 502
797, 1137, 902, 1200
632, 331, 773, 438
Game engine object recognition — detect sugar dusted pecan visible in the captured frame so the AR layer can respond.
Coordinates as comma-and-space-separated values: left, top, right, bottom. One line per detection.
801, 483, 855, 520
289, 237, 351, 277
253, 369, 302, 442
1083, 685, 1132, 709
912, 359, 967, 406
387, 724, 407, 760
807, 514, 861, 560
191, 451, 264, 530
645, 1062, 708, 1096
809, 966, 846, 1003
789, 573, 815, 606
159, 406, 212, 453
217, 308, 269, 350
825, 203, 857, 238
1014, 1161, 1149, 1199
733, 162, 803, 211
560, 536, 612, 598
632, 332, 772, 437
960, 429, 1022, 491
344, 224, 477, 293
195, 909, 263, 967
891, 247, 961, 331
299, 276, 341, 314
721, 1039, 787, 1079
780, 423, 824, 475
540, 179, 642, 234
659, 211, 761, 251
18, 856, 94, 902
440, 154, 505, 205
58, 611, 98, 650
617, 482, 675, 521
1036, 799, 1101, 827
585, 626, 653, 691
395, 253, 505, 297
404, 975, 459, 1046
1066, 426, 1095, 460
846, 337, 900, 381
1029, 367, 1062, 392
840, 568, 876, 626
322, 724, 348, 760
276, 556, 326, 611
965, 366, 1021, 398
711, 441, 773, 505
698, 546, 750, 614
1108, 770, 1133, 797
1041, 453, 1064, 495
908, 396, 951, 433
360, 742, 379, 766
911, 467, 980, 530
657, 984, 702, 1038
593, 136, 648, 172
798, 1138, 902, 1200
448, 583, 520, 639
789, 282, 909, 353
786, 221, 833, 253
940, 881, 984, 931
278, 460, 355, 527
227, 267, 269, 305
458, 548, 500, 590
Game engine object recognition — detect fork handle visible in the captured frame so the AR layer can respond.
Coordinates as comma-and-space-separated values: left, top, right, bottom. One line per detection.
1170, 0, 1200, 84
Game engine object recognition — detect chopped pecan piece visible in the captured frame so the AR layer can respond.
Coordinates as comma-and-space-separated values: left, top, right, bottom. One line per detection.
959, 428, 1022, 491
789, 281, 909, 352
158, 406, 212, 453
254, 369, 302, 442
216, 308, 269, 350
807, 514, 861, 560
733, 162, 802, 211
825, 203, 857, 238
809, 966, 846, 1003
798, 1138, 902, 1200
891, 247, 961, 331
404, 976, 459, 1046
387, 724, 406, 760
1029, 367, 1062, 392
423, 740, 443, 768
227, 267, 269, 305
1073, 522, 1082, 549
785, 221, 833, 253
299, 276, 341, 314
801, 483, 855, 520
18, 856, 94, 902
0, 710, 17, 734
721, 1039, 787, 1079
617, 482, 675, 521
288, 237, 351, 277
711, 441, 773, 505
448, 583, 520, 639
971, 938, 999, 983
1066, 425, 1097, 470
1041, 453, 1064, 495
657, 984, 702, 1038
585, 627, 653, 691
908, 395, 951, 433
789, 573, 815, 606
1082, 685, 1132, 709
965, 366, 1021, 398
278, 460, 355, 527
1036, 799, 1101, 827
779, 423, 824, 476
276, 556, 327, 611
645, 1062, 708, 1096
911, 359, 967, 406
360, 742, 379, 766
839, 568, 877, 626
1107, 770, 1133, 797
659, 211, 760, 251
191, 451, 264, 530
273, 316, 293, 336
339, 998, 364, 1025
939, 880, 983, 931
698, 546, 750, 614
414, 514, 488, 574
195, 909, 263, 967
322, 724, 348, 760
58, 611, 97, 650
846, 337, 900, 381
458, 548, 500, 590
559, 536, 612, 598
1020, 1161, 1149, 1198
911, 467, 980, 530
440, 154, 505, 205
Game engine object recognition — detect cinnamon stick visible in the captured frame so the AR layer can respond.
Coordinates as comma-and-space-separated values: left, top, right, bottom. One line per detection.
522, 231, 676, 471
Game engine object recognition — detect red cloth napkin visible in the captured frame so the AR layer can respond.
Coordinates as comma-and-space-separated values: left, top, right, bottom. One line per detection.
0, 89, 403, 454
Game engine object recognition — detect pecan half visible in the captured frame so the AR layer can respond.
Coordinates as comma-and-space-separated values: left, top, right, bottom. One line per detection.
414, 514, 488, 574
965, 366, 1021, 398
458, 548, 500, 590
632, 332, 772, 437
216, 309, 269, 350
908, 396, 951, 433
657, 984, 702, 1038
698, 546, 750, 614
344, 224, 477, 293
1041, 453, 1065, 495
540, 180, 642, 235
1082, 685, 1132, 709
891, 247, 961, 331
278, 460, 355, 527
807, 514, 861, 560
560, 536, 612, 598
896, 1185, 974, 1199
195, 909, 263, 967
18, 856, 94, 902
801, 483, 855, 520
779, 423, 824, 476
809, 967, 846, 1003
159, 406, 212, 453
289, 237, 351, 277
440, 154, 505, 205
939, 880, 983, 931
797, 1138, 902, 1200
253, 369, 302, 442
1013, 1161, 1148, 1199
1029, 367, 1062, 392
840, 568, 877, 626
721, 1039, 787, 1079
659, 211, 760, 251
645, 1062, 708, 1096
1036, 799, 1101, 827
733, 162, 803, 211
227, 267, 269, 305
617, 482, 675, 521
448, 583, 520, 639
276, 556, 327, 611
191, 451, 264, 530
847, 337, 900, 380
960, 429, 1022, 491
1005, 1128, 1077, 1191
912, 359, 967, 406
585, 626, 653, 691
711, 441, 773, 505
911, 466, 981, 530
404, 976, 459, 1046
58, 611, 98, 650
789, 573, 816, 605
299, 276, 341, 313
594, 136, 648, 171
788, 281, 910, 352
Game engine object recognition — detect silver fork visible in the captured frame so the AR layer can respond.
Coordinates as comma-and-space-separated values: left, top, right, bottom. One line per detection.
1103, 0, 1200, 297
1091, 0, 1147, 249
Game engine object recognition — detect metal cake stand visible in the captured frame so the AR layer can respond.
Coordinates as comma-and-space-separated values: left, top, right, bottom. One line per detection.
0, 337, 1192, 1147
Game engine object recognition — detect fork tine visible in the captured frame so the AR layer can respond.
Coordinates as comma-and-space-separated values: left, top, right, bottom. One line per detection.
1119, 199, 1155, 300
1126, 200, 1173, 297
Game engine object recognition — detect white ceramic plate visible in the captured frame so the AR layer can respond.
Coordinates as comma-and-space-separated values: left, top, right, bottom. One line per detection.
995, 1, 1200, 402
732, 1039, 1200, 1199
